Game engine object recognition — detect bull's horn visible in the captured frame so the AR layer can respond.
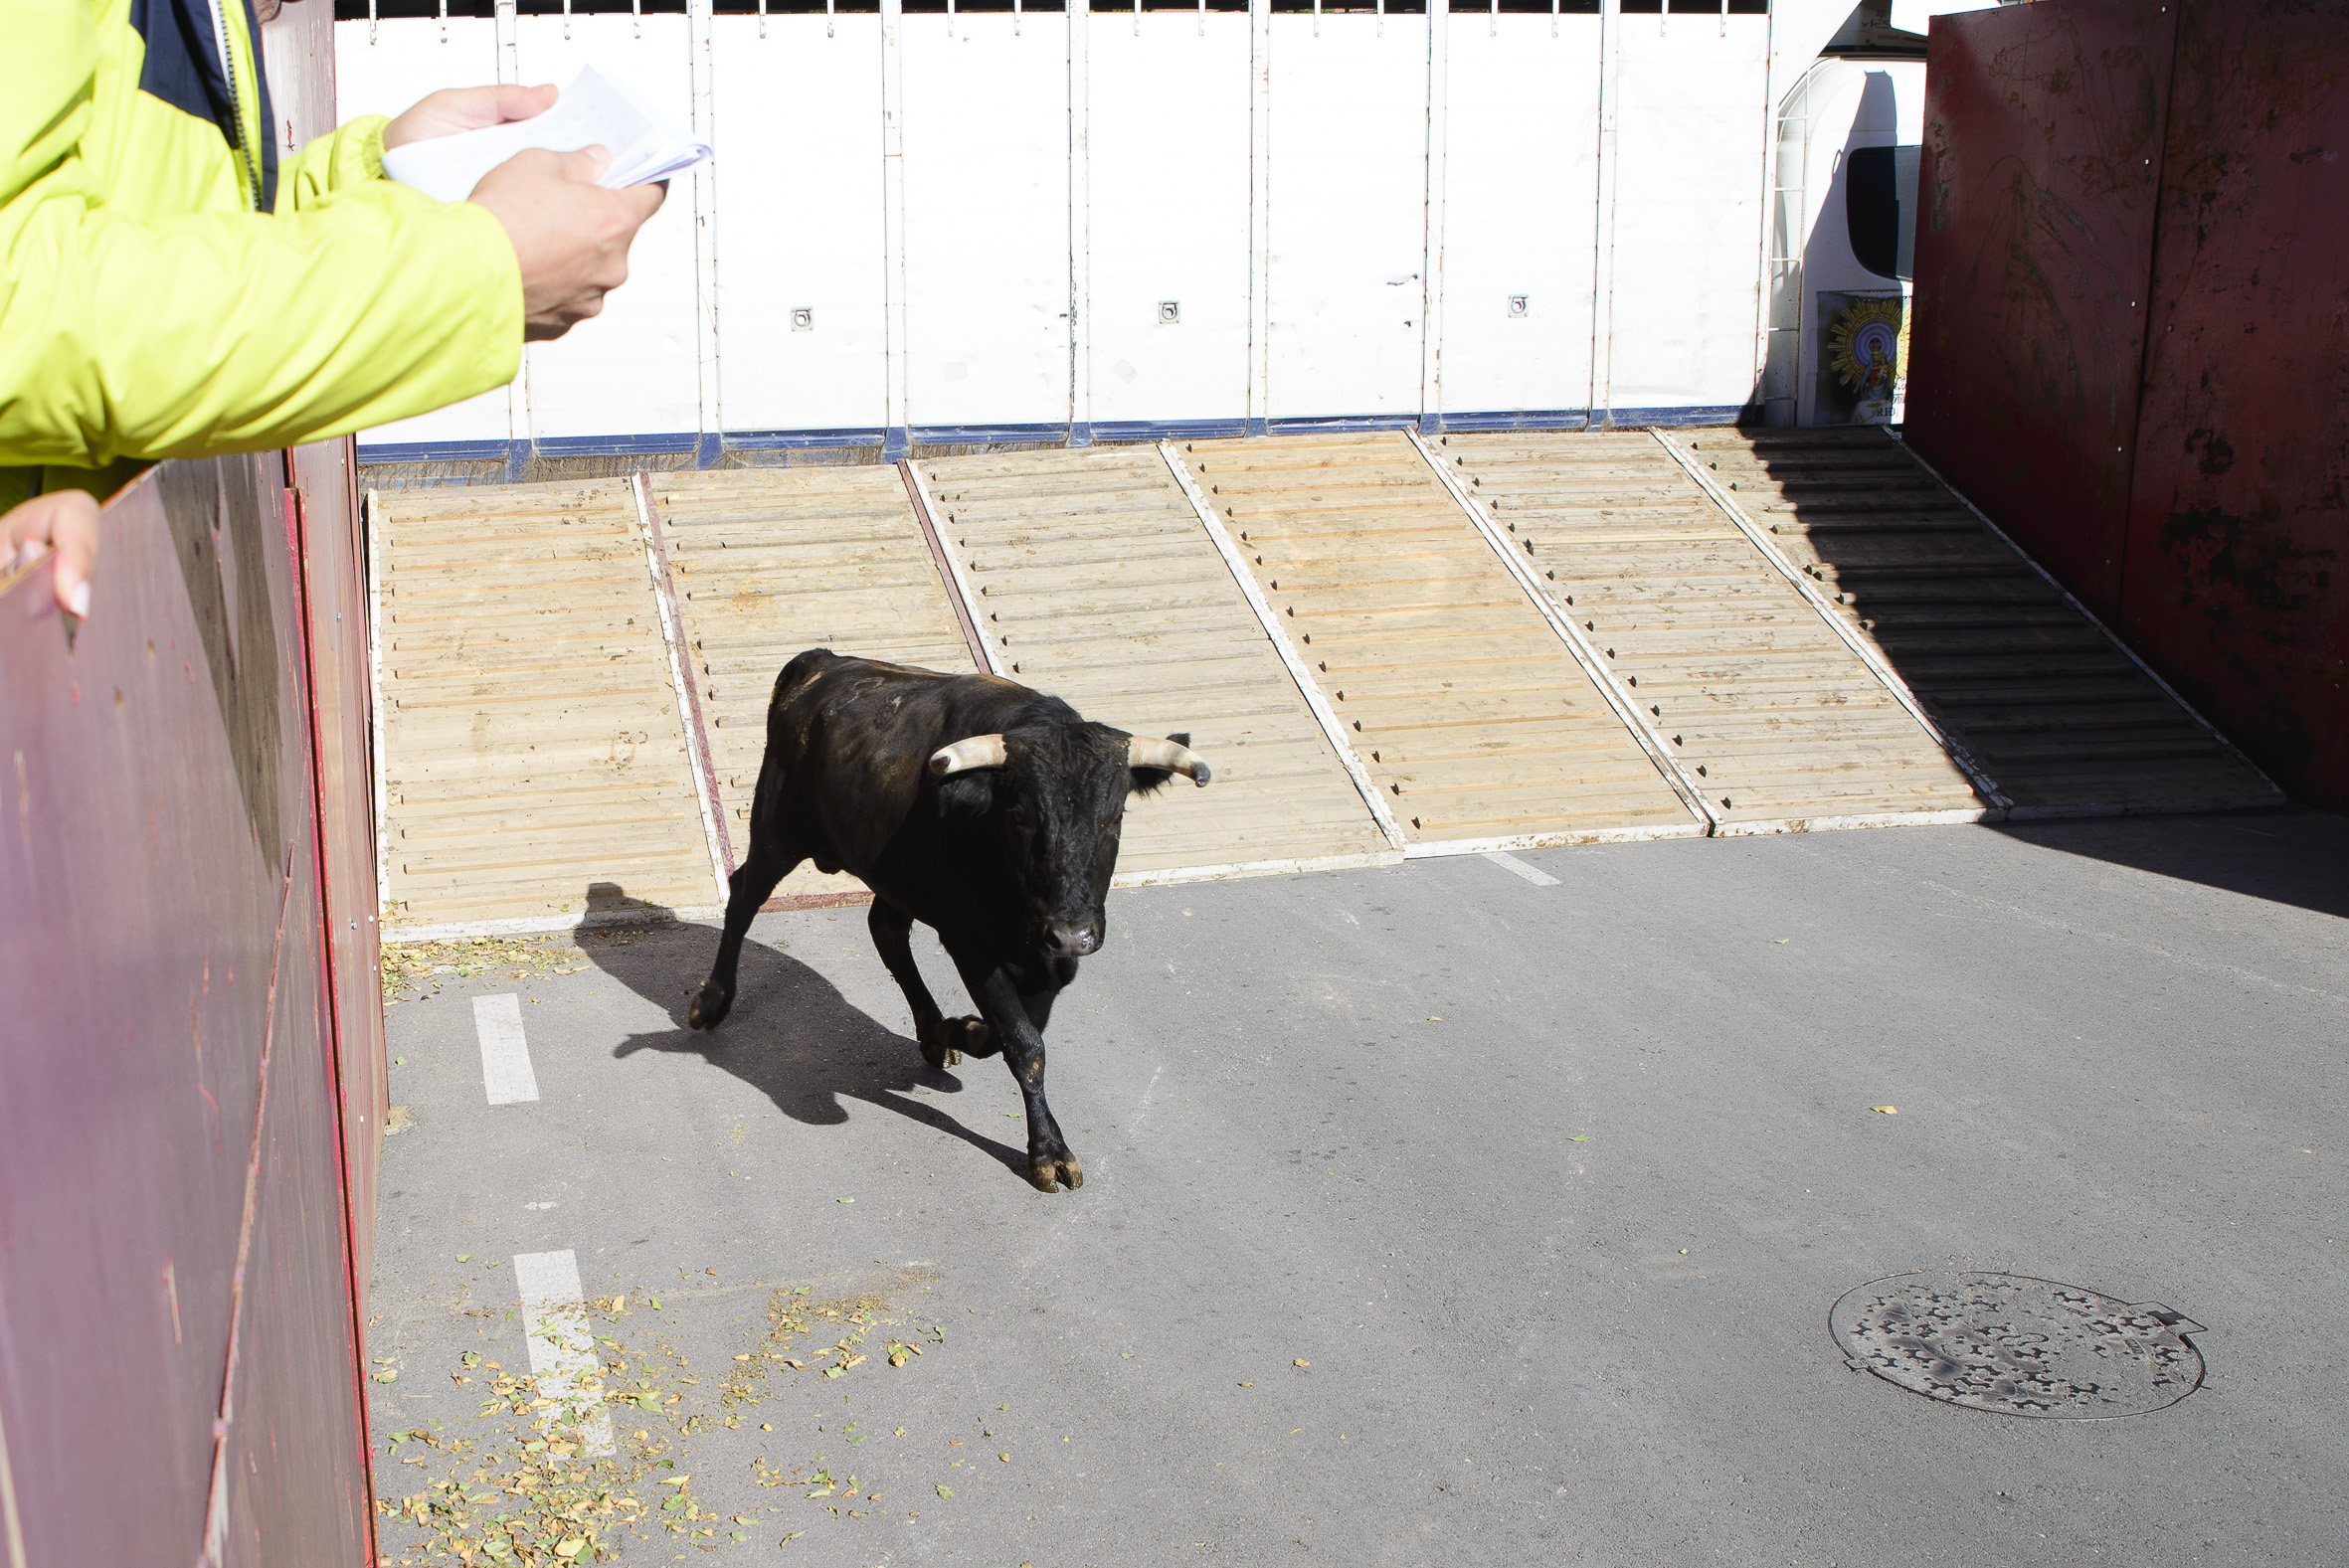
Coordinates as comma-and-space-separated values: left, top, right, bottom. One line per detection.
929, 735, 1008, 777
1128, 735, 1212, 786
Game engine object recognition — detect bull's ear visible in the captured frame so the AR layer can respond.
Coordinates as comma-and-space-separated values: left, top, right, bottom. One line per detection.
937, 771, 996, 818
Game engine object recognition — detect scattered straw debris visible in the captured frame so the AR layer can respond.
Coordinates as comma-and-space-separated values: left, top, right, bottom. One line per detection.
376, 1387, 671, 1565
719, 1288, 943, 1414
375, 1282, 954, 1564
380, 935, 592, 1006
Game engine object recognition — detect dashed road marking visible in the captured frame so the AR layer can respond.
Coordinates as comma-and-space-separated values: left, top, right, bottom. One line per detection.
511, 1249, 615, 1457
1483, 851, 1561, 888
474, 993, 540, 1105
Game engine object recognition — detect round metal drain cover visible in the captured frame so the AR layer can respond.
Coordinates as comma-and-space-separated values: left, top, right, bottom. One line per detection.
1829, 1271, 2205, 1419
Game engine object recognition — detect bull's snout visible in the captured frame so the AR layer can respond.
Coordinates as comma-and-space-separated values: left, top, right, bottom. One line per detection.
1039, 922, 1100, 958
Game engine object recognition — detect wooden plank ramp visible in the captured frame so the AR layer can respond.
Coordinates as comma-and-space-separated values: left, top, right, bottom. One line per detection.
649, 465, 981, 906
917, 445, 1395, 880
1433, 431, 1989, 831
1673, 428, 2282, 815
372, 479, 719, 931
1168, 433, 1704, 850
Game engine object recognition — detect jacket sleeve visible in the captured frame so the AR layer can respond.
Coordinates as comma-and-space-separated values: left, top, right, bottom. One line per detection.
0, 11, 522, 470
276, 113, 393, 211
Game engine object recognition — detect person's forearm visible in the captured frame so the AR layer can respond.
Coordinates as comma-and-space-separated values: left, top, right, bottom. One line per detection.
0, 184, 521, 467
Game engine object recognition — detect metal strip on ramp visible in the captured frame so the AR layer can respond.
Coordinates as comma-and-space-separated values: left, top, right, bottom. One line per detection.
373, 480, 717, 930
1430, 431, 1991, 833
1167, 433, 1704, 851
1679, 429, 2283, 816
647, 466, 985, 907
914, 446, 1398, 882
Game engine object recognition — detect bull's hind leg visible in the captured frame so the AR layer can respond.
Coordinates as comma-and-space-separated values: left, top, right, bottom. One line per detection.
868, 901, 993, 1070
688, 837, 798, 1031
951, 950, 1082, 1193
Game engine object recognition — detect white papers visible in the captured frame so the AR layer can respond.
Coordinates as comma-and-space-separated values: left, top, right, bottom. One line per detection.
382, 66, 711, 204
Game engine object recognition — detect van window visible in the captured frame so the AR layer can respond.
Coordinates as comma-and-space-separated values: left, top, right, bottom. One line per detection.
1846, 144, 1920, 280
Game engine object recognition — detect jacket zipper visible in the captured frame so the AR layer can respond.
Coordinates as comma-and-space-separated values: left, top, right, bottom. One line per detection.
205, 0, 264, 211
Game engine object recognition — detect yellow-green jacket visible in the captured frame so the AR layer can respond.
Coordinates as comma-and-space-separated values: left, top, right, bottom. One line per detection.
1, 0, 523, 508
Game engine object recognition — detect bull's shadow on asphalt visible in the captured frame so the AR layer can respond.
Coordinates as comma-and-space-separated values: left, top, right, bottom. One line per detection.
573, 888, 1026, 1180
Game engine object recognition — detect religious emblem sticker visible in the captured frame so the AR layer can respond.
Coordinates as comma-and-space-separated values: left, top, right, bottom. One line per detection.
1825, 296, 1907, 425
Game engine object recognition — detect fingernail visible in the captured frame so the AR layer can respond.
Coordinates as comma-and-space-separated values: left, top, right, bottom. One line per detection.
67, 581, 90, 619
16, 540, 48, 570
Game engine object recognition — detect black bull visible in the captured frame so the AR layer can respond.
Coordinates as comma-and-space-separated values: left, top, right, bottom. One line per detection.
688, 649, 1210, 1192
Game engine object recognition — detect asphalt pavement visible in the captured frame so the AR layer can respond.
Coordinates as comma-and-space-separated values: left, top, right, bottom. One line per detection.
365, 807, 2349, 1568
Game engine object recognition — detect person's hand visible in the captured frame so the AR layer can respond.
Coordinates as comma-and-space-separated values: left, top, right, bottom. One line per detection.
384, 84, 557, 150
3, 490, 98, 620
467, 149, 666, 341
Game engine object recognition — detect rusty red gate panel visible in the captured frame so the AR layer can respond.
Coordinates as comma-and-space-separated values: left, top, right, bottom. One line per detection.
0, 458, 373, 1564
215, 856, 374, 1567
268, 0, 389, 1306
1905, 0, 2178, 620
2119, 0, 2349, 811
290, 436, 389, 1307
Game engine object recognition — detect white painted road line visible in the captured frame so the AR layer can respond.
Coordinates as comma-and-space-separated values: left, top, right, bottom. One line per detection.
473, 993, 540, 1105
1483, 851, 1561, 888
511, 1250, 615, 1457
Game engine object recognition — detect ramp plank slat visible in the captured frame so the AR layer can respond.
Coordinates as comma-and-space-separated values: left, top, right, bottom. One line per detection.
649, 466, 980, 905
1172, 433, 1700, 845
1433, 431, 1985, 829
1678, 429, 2281, 812
374, 479, 717, 929
917, 445, 1392, 876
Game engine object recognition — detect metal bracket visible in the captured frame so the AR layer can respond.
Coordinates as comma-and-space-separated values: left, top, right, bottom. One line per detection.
632, 472, 733, 901
901, 460, 1005, 677
364, 487, 392, 924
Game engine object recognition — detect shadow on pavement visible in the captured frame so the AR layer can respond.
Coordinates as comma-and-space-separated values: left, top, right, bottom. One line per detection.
1991, 806, 2349, 923
572, 890, 1028, 1180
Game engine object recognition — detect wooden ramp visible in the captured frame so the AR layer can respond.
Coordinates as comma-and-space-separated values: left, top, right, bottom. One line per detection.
648, 465, 981, 904
1673, 429, 2281, 815
1433, 431, 1988, 832
1167, 433, 1703, 850
915, 446, 1395, 879
372, 479, 719, 931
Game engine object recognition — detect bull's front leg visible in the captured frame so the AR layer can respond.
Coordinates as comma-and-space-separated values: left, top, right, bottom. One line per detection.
955, 955, 1082, 1193
868, 900, 993, 1070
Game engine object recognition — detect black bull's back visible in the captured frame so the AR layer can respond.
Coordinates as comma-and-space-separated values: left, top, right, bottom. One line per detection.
757, 650, 1055, 910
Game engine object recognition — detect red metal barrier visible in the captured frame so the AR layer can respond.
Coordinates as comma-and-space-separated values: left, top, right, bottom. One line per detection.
0, 455, 378, 1564
1905, 0, 2348, 809
1904, 0, 2176, 619
292, 436, 388, 1303
264, 0, 388, 1305
2119, 0, 2349, 811
0, 13, 392, 1557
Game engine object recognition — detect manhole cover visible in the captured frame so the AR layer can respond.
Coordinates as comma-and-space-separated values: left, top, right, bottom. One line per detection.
1829, 1271, 2205, 1419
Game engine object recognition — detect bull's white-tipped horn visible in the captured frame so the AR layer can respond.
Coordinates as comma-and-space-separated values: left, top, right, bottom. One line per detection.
928, 734, 1008, 777
1128, 736, 1212, 786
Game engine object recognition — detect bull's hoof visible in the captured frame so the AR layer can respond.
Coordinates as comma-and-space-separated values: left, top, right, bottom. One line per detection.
921, 1016, 990, 1071
687, 980, 732, 1031
1028, 1155, 1084, 1193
